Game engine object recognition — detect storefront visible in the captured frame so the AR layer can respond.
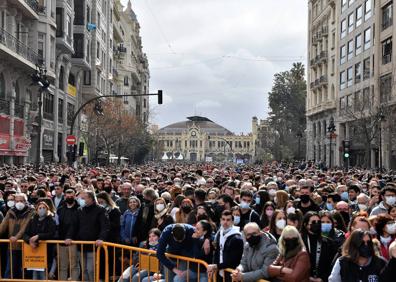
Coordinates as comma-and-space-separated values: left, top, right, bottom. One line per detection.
42, 129, 54, 163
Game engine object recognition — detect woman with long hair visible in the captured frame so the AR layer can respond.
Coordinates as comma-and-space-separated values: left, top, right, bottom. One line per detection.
374, 214, 396, 260
275, 190, 289, 210
97, 191, 121, 243
267, 209, 287, 242
319, 211, 345, 248
175, 198, 194, 224
329, 229, 387, 282
260, 201, 275, 229
268, 225, 311, 281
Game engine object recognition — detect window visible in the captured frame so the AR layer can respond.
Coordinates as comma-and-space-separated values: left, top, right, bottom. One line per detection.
143, 99, 147, 108
356, 5, 363, 26
382, 37, 392, 64
50, 36, 55, 68
124, 76, 129, 86
365, 0, 372, 20
43, 92, 54, 121
340, 96, 346, 111
342, 0, 347, 12
349, 0, 355, 5
341, 19, 347, 38
354, 91, 361, 111
96, 42, 100, 59
58, 98, 63, 124
348, 13, 354, 32
347, 40, 354, 60
67, 103, 75, 126
59, 67, 65, 91
340, 45, 346, 64
340, 71, 346, 90
38, 32, 45, 64
380, 74, 392, 103
364, 28, 371, 50
56, 8, 63, 37
363, 57, 370, 80
97, 12, 100, 28
73, 33, 84, 58
347, 67, 353, 87
86, 5, 91, 23
355, 62, 362, 83
382, 2, 393, 30
74, 0, 84, 25
84, 71, 91, 85
0, 73, 4, 99
355, 33, 362, 55
66, 15, 72, 42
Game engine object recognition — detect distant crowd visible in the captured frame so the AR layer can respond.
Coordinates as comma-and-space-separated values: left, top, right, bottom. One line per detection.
0, 162, 396, 282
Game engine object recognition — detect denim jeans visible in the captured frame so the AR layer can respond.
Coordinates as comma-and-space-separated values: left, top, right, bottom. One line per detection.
80, 251, 95, 282
4, 250, 22, 279
173, 270, 208, 282
32, 270, 46, 280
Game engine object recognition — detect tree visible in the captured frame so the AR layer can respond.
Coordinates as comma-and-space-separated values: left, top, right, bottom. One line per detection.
84, 99, 152, 165
268, 62, 307, 160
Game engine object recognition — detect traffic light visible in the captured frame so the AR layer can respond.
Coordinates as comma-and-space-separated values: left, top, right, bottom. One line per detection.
157, 90, 163, 104
343, 140, 350, 159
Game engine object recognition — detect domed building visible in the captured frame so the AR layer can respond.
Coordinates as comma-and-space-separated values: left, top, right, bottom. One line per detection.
157, 116, 256, 162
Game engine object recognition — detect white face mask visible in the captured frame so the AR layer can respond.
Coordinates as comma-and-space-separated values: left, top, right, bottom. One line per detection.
233, 216, 241, 225
15, 202, 25, 211
380, 235, 392, 245
156, 203, 165, 212
7, 201, 15, 208
385, 196, 396, 206
268, 189, 276, 197
386, 223, 396, 235
358, 204, 368, 211
286, 207, 296, 214
275, 219, 286, 230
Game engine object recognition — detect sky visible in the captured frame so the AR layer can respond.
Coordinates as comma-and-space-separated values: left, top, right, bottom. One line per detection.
121, 0, 308, 133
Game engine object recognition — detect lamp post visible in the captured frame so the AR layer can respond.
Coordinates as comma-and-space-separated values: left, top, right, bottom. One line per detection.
327, 117, 336, 168
30, 65, 50, 168
67, 90, 163, 166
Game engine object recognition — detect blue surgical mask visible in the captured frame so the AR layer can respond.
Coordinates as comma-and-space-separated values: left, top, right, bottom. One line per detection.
240, 201, 250, 209
341, 192, 349, 201
321, 223, 332, 233
255, 197, 261, 205
326, 203, 333, 211
234, 216, 241, 225
78, 198, 86, 207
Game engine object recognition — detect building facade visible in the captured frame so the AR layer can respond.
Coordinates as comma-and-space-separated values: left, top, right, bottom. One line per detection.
157, 116, 255, 163
307, 0, 338, 167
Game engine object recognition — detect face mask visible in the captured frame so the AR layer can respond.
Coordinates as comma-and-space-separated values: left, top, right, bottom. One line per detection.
246, 234, 261, 247
380, 235, 392, 245
156, 204, 165, 212
286, 207, 296, 214
104, 187, 112, 194
15, 202, 25, 211
266, 209, 274, 217
284, 237, 299, 252
310, 222, 321, 235
385, 223, 396, 235
240, 201, 250, 209
65, 198, 75, 205
326, 203, 333, 211
234, 216, 241, 225
255, 197, 261, 205
359, 243, 372, 258
7, 201, 15, 208
51, 190, 56, 196
276, 219, 286, 230
268, 189, 276, 197
144, 198, 152, 204
321, 223, 332, 233
100, 203, 108, 209
149, 241, 158, 247
358, 204, 368, 211
197, 214, 208, 221
385, 196, 396, 206
341, 192, 349, 201
78, 198, 86, 208
300, 194, 310, 204
38, 208, 47, 217
369, 226, 377, 236
181, 205, 192, 213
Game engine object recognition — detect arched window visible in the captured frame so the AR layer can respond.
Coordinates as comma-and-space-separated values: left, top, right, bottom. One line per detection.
59, 66, 65, 91
0, 73, 5, 99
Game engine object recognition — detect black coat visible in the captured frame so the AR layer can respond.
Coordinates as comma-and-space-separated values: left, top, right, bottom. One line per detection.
106, 207, 121, 243
339, 255, 387, 282
132, 202, 155, 243
213, 232, 244, 270
57, 202, 79, 240
381, 257, 396, 282
23, 214, 56, 243
76, 203, 110, 241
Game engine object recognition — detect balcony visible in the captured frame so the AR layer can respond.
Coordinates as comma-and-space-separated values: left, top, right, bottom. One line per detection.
56, 30, 74, 54
0, 99, 10, 115
0, 27, 39, 66
319, 75, 328, 86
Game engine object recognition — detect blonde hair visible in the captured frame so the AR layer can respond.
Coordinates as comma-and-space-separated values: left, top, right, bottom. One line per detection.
278, 225, 304, 256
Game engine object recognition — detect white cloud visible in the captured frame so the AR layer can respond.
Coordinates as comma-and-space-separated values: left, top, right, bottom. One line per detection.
122, 0, 307, 133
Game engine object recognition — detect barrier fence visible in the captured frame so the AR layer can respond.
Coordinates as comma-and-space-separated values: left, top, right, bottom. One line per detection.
0, 240, 269, 282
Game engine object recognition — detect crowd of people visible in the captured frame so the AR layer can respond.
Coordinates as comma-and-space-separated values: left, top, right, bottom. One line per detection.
0, 162, 396, 282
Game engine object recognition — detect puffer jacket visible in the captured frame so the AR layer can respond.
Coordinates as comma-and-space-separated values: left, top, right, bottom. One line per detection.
0, 206, 34, 249
238, 232, 279, 282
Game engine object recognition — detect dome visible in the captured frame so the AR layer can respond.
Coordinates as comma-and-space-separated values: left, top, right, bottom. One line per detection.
159, 116, 233, 135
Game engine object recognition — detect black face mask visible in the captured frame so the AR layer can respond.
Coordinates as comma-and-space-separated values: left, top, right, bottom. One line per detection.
65, 198, 75, 205
143, 198, 152, 204
310, 222, 322, 235
247, 234, 261, 247
181, 206, 192, 214
104, 187, 112, 194
284, 237, 299, 252
359, 243, 372, 258
300, 194, 310, 204
197, 214, 208, 221
340, 211, 350, 225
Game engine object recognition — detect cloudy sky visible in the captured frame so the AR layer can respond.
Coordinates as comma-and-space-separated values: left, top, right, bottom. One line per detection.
121, 0, 308, 133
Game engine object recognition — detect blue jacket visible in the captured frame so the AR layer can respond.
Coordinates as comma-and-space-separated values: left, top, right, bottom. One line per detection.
156, 224, 195, 270
120, 209, 139, 243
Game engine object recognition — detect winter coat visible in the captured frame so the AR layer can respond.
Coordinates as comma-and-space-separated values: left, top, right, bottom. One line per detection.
120, 209, 139, 243
0, 207, 34, 249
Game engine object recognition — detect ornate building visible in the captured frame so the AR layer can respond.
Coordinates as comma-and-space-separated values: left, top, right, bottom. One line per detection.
157, 116, 255, 163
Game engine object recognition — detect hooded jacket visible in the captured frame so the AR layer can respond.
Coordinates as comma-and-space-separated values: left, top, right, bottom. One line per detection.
214, 226, 244, 270
238, 232, 279, 282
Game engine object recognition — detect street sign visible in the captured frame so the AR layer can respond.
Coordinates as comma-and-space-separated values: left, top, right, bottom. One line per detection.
66, 135, 77, 145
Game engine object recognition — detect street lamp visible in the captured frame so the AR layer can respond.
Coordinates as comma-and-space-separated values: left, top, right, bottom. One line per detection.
327, 117, 336, 168
30, 65, 50, 168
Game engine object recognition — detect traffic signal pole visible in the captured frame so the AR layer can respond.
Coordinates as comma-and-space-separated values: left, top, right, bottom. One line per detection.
67, 90, 163, 166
